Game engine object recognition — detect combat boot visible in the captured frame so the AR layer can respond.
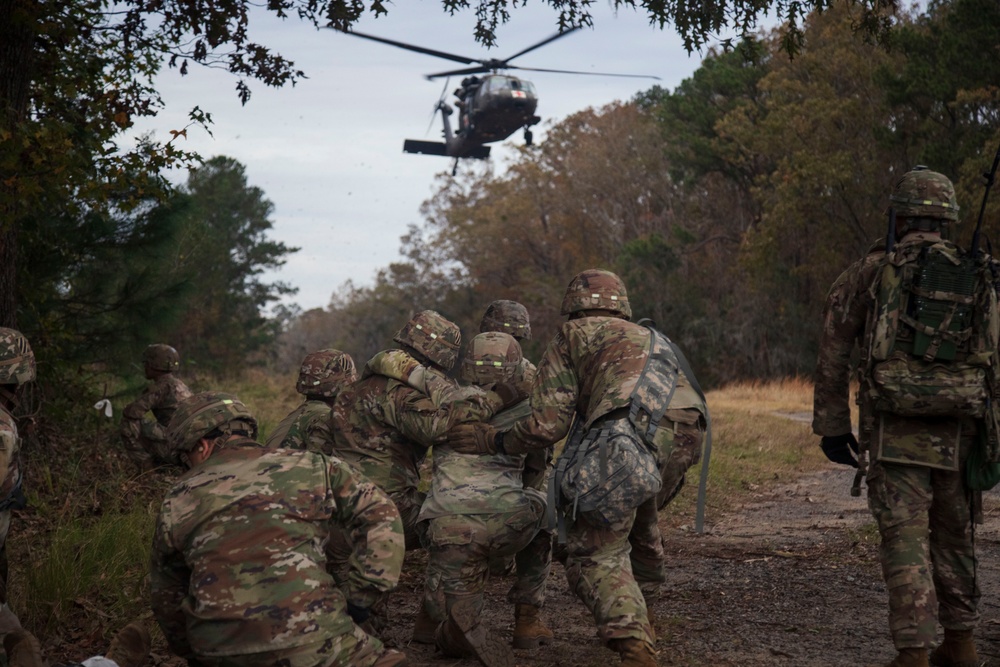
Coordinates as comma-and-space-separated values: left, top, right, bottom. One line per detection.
106, 622, 150, 667
512, 603, 553, 649
886, 648, 930, 667
4, 630, 43, 667
930, 629, 979, 667
435, 599, 514, 667
610, 638, 657, 667
411, 604, 438, 645
371, 649, 408, 667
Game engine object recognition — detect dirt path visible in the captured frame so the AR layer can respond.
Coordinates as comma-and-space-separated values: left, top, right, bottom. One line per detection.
379, 467, 1000, 667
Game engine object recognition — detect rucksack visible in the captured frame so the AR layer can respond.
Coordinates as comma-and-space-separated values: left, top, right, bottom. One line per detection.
547, 326, 681, 541
864, 238, 1000, 462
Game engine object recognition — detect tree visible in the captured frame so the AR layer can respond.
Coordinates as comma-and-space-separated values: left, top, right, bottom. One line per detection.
164, 156, 298, 372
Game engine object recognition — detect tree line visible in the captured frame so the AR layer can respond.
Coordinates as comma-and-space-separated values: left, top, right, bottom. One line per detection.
278, 0, 1000, 386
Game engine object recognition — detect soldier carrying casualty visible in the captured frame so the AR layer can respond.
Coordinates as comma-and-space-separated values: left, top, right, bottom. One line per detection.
449, 269, 708, 667
119, 344, 191, 472
813, 166, 995, 667
151, 391, 407, 667
418, 332, 553, 667
266, 348, 357, 452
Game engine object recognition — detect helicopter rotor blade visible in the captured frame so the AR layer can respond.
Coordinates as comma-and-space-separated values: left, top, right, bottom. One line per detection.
334, 29, 479, 65
425, 66, 491, 80
508, 65, 661, 80
503, 26, 582, 62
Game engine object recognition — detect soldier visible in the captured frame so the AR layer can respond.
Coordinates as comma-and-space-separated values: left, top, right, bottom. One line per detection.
120, 344, 192, 472
419, 332, 552, 666
813, 167, 987, 667
329, 310, 503, 550
0, 328, 32, 632
479, 299, 543, 577
266, 349, 357, 452
151, 392, 407, 667
450, 269, 701, 667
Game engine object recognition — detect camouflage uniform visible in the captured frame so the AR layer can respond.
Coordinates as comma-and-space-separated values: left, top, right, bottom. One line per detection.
814, 169, 984, 663
151, 437, 405, 666
419, 334, 552, 649
268, 349, 357, 452
121, 347, 192, 468
266, 399, 334, 452
0, 328, 33, 619
330, 348, 500, 549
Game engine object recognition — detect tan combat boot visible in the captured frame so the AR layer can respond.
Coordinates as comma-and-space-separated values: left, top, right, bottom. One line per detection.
106, 622, 150, 667
886, 648, 930, 667
435, 600, 514, 667
4, 630, 43, 667
512, 603, 553, 649
929, 629, 979, 667
610, 638, 658, 667
371, 649, 408, 667
411, 603, 438, 645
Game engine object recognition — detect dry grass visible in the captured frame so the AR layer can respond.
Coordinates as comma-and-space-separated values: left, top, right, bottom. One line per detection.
663, 377, 829, 528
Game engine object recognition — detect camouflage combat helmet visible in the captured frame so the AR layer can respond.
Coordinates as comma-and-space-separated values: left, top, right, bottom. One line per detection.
142, 344, 180, 373
561, 269, 632, 320
295, 349, 358, 398
888, 166, 960, 222
461, 332, 523, 386
480, 300, 531, 341
0, 328, 35, 385
166, 391, 258, 459
393, 310, 462, 371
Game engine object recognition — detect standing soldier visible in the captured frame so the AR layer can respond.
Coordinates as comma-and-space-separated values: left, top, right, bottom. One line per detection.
0, 329, 32, 632
450, 269, 700, 667
266, 349, 357, 452
151, 392, 407, 667
329, 310, 502, 550
419, 332, 552, 666
120, 344, 191, 472
813, 167, 989, 667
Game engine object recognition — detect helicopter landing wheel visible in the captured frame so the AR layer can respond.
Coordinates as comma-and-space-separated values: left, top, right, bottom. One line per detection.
524, 129, 533, 146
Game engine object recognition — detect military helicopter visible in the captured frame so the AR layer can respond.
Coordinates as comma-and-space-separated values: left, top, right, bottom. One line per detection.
338, 27, 659, 166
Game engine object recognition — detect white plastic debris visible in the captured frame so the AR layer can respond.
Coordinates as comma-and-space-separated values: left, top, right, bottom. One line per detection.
93, 399, 113, 418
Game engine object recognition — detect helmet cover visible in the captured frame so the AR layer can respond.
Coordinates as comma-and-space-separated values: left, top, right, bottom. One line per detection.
888, 166, 960, 222
393, 310, 462, 371
460, 332, 523, 386
479, 300, 531, 341
560, 269, 632, 320
143, 344, 180, 373
295, 349, 358, 397
166, 391, 258, 460
0, 328, 35, 385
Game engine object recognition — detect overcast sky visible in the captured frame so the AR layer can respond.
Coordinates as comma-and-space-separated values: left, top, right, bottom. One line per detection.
130, 3, 715, 311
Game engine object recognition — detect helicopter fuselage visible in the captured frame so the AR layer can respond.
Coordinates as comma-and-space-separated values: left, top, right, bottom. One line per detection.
459, 74, 540, 144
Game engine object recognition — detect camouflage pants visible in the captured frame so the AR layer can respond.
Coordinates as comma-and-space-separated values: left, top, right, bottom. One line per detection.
423, 492, 548, 623
190, 623, 387, 667
564, 509, 653, 646
629, 421, 704, 599
120, 418, 172, 467
867, 436, 980, 650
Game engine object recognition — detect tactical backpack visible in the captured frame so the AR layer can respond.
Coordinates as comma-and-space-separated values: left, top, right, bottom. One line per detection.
548, 325, 683, 540
864, 238, 1000, 463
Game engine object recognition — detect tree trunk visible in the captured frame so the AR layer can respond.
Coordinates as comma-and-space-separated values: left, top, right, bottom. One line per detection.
0, 0, 39, 328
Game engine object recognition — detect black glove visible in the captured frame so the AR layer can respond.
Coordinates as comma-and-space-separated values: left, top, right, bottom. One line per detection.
491, 382, 525, 408
446, 422, 501, 455
820, 433, 860, 468
346, 601, 371, 625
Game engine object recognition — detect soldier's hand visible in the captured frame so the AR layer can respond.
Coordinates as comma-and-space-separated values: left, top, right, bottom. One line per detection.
491, 382, 526, 408
820, 433, 859, 468
447, 422, 500, 456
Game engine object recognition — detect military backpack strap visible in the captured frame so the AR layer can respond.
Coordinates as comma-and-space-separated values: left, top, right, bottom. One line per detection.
629, 320, 681, 444
547, 416, 583, 544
